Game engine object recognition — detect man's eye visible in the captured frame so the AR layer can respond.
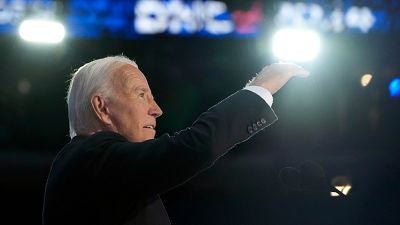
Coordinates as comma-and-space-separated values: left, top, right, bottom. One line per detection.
139, 93, 145, 98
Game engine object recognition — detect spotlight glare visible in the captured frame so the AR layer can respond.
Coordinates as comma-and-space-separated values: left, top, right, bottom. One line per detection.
19, 19, 65, 44
272, 28, 321, 62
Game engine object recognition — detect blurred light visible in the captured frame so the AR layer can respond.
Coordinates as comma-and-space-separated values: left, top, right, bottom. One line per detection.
345, 6, 375, 33
361, 74, 373, 87
389, 78, 400, 97
271, 28, 321, 62
134, 0, 233, 35
331, 185, 352, 197
274, 2, 376, 34
19, 19, 65, 44
331, 192, 339, 196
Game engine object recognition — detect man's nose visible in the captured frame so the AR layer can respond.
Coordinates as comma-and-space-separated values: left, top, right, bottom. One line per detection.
150, 101, 163, 118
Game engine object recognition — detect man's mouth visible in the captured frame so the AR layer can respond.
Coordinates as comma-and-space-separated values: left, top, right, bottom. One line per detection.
143, 125, 155, 130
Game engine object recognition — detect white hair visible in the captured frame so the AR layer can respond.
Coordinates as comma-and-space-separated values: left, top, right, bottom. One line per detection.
67, 55, 138, 138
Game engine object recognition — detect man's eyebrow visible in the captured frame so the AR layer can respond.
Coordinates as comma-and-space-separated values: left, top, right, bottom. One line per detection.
135, 86, 149, 92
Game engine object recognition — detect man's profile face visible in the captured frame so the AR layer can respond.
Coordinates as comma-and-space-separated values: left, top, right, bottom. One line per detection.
105, 64, 163, 142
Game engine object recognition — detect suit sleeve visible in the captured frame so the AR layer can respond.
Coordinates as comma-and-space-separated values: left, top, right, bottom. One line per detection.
84, 90, 278, 198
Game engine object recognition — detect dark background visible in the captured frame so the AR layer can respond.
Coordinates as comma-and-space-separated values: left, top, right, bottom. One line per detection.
1, 1, 400, 224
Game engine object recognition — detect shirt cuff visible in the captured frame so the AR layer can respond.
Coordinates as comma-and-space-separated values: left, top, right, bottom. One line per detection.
243, 86, 274, 107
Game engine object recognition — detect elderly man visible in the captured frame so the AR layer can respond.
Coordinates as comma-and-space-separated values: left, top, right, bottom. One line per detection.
42, 56, 309, 225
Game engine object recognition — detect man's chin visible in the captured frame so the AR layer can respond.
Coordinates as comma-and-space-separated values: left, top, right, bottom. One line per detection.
145, 135, 156, 141
130, 136, 155, 143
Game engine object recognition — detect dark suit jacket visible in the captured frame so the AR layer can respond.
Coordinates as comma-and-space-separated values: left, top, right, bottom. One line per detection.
42, 90, 277, 225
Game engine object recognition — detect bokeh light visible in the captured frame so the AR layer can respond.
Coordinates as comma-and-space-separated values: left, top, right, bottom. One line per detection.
389, 78, 400, 97
19, 19, 65, 44
361, 74, 373, 87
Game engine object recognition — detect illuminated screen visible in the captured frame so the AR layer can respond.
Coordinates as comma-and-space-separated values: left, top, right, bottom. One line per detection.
66, 0, 263, 38
0, 0, 399, 39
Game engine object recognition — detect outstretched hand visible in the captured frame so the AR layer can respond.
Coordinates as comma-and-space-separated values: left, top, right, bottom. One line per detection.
247, 63, 310, 95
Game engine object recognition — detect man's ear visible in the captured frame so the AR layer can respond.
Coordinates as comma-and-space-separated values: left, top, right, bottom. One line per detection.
91, 95, 113, 125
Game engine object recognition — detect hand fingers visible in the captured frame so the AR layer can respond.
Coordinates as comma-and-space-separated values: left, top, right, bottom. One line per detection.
293, 66, 310, 78
263, 63, 310, 78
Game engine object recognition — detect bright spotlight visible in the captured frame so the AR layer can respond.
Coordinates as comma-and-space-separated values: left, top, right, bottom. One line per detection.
19, 19, 65, 44
271, 28, 321, 62
389, 78, 400, 97
361, 74, 373, 87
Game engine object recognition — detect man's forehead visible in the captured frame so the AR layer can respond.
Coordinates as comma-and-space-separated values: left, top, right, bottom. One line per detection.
115, 64, 146, 81
118, 63, 142, 77
112, 63, 147, 85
